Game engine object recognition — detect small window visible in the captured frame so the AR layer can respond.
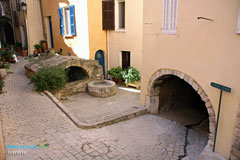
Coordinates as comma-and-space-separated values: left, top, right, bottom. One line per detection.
122, 51, 130, 69
236, 7, 240, 34
119, 1, 125, 29
162, 0, 178, 34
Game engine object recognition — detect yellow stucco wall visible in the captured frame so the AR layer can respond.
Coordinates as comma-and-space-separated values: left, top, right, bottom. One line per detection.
42, 0, 106, 60
26, 0, 44, 53
141, 0, 240, 158
87, 0, 107, 61
109, 0, 143, 71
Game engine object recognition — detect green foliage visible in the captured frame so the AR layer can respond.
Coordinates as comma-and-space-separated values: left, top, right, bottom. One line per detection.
121, 67, 141, 83
30, 66, 67, 92
39, 40, 47, 45
34, 44, 43, 49
15, 42, 22, 48
0, 50, 14, 62
23, 44, 28, 50
0, 80, 4, 93
0, 63, 10, 69
107, 66, 122, 79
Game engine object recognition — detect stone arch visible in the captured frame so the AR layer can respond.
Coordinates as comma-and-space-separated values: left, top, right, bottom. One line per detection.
146, 68, 216, 145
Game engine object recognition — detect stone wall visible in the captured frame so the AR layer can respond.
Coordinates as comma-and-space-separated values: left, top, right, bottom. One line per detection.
24, 55, 103, 99
230, 106, 240, 160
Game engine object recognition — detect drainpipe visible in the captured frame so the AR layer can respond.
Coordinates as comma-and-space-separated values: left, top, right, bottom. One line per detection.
39, 0, 45, 39
107, 30, 110, 79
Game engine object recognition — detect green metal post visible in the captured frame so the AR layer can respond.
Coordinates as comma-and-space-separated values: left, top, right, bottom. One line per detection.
213, 89, 223, 152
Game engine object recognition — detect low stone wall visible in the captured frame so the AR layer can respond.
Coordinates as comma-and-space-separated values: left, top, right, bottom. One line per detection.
230, 106, 240, 160
53, 79, 90, 100
24, 55, 103, 99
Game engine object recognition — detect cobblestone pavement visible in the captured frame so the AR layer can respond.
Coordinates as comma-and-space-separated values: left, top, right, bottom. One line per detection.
0, 58, 208, 160
61, 86, 142, 124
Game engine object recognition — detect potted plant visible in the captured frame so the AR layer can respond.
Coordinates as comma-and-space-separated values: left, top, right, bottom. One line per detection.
34, 44, 43, 53
107, 66, 122, 84
21, 44, 28, 57
40, 40, 48, 51
0, 79, 4, 94
0, 62, 10, 77
15, 42, 22, 53
121, 67, 141, 84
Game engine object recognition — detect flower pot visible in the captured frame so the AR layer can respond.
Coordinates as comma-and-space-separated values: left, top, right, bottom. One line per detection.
16, 47, 22, 53
0, 68, 7, 77
38, 48, 43, 53
42, 43, 48, 51
34, 50, 38, 56
21, 50, 28, 57
112, 78, 119, 84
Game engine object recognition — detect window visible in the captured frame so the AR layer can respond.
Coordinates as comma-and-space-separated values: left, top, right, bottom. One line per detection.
102, 0, 115, 30
119, 1, 125, 29
64, 8, 71, 35
162, 0, 178, 34
236, 7, 240, 34
122, 51, 130, 69
58, 5, 76, 36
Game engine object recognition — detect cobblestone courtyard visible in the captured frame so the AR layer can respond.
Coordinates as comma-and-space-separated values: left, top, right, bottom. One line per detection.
0, 58, 220, 160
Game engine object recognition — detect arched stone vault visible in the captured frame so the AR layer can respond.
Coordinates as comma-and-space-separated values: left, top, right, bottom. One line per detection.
146, 68, 216, 144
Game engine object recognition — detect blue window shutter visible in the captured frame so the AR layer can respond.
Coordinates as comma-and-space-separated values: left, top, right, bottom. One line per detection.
69, 5, 76, 35
58, 7, 64, 35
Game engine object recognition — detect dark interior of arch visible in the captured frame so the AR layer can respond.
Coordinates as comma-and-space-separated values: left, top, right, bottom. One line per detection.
65, 66, 89, 83
156, 75, 209, 133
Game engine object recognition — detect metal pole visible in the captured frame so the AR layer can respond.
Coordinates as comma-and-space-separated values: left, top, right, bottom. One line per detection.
213, 89, 223, 152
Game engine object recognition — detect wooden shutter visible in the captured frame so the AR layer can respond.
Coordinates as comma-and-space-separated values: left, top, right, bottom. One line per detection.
237, 7, 240, 34
69, 5, 76, 35
102, 0, 115, 30
162, 0, 178, 34
58, 7, 64, 35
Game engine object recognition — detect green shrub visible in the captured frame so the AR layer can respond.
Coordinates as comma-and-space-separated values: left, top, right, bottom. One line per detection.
121, 67, 141, 83
15, 42, 22, 48
107, 66, 122, 79
0, 80, 4, 93
34, 44, 43, 50
30, 66, 67, 92
39, 40, 47, 45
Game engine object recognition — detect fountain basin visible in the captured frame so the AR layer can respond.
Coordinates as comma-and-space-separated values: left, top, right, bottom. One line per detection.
88, 80, 116, 98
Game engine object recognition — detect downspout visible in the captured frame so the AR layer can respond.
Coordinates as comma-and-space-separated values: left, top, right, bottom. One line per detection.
39, 0, 45, 39
107, 30, 110, 79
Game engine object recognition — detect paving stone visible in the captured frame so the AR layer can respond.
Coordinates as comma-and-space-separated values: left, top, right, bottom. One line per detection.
0, 58, 221, 160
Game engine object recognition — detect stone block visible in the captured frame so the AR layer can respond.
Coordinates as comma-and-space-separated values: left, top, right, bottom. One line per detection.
192, 82, 199, 91
148, 96, 159, 114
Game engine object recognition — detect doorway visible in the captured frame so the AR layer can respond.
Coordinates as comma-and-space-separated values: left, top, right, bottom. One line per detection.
45, 16, 54, 48
4, 23, 15, 45
122, 51, 130, 69
95, 50, 105, 78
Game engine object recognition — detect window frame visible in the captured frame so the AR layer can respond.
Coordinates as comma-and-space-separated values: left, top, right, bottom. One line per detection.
59, 5, 76, 37
115, 0, 126, 32
162, 0, 178, 35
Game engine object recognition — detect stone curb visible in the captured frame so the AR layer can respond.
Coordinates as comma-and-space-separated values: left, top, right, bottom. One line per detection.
0, 114, 5, 160
44, 91, 147, 129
